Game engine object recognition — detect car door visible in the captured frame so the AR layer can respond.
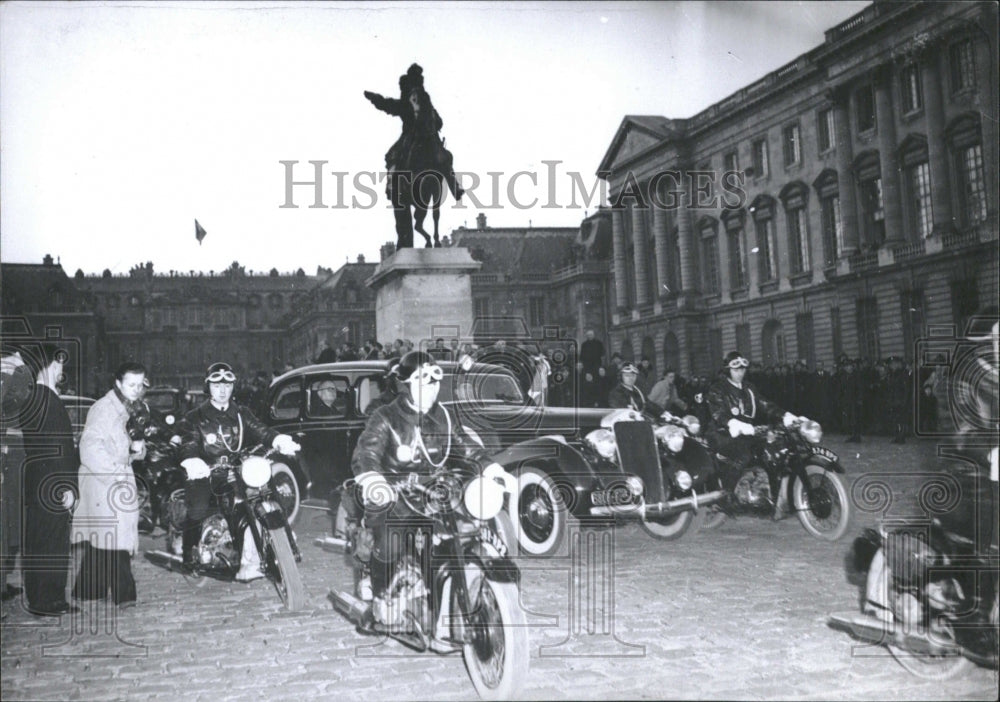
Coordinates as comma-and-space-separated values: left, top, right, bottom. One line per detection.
297, 372, 354, 505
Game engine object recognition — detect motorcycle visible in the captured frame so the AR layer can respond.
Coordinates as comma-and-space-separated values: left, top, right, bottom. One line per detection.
699, 417, 852, 541
127, 403, 184, 534
829, 444, 998, 679
587, 407, 725, 541
329, 464, 529, 700
149, 444, 306, 611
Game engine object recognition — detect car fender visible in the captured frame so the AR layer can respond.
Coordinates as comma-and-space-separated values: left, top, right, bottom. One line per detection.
491, 435, 597, 515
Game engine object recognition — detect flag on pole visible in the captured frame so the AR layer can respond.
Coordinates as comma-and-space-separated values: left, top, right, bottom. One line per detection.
195, 219, 207, 245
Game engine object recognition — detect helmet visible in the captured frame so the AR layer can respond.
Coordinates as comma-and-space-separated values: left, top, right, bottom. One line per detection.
204, 362, 237, 391
395, 350, 442, 386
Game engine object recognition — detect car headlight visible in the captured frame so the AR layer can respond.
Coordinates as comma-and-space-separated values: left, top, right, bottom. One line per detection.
625, 475, 644, 497
800, 420, 823, 444
464, 476, 505, 521
241, 456, 271, 488
682, 415, 700, 436
585, 429, 617, 461
674, 470, 692, 491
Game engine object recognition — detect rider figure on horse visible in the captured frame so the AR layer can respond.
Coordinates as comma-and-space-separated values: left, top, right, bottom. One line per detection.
365, 64, 464, 248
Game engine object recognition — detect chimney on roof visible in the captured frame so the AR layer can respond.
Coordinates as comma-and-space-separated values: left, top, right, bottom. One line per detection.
43, 254, 54, 266
380, 242, 396, 261
357, 254, 365, 264
476, 213, 487, 230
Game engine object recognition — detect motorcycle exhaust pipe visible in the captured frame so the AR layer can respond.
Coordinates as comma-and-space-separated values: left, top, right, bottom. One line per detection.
590, 489, 728, 517
644, 489, 727, 516
330, 589, 369, 625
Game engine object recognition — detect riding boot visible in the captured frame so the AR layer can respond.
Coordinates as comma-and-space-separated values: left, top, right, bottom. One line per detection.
235, 526, 264, 582
772, 476, 791, 521
181, 521, 201, 570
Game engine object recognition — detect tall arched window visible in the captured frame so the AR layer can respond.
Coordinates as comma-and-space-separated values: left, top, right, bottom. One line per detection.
697, 216, 720, 294
721, 208, 747, 292
813, 169, 842, 265
898, 134, 932, 239
945, 114, 987, 227
750, 195, 777, 284
779, 181, 811, 275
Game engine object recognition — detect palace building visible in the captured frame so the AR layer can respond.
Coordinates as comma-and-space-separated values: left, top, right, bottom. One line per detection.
597, 0, 998, 376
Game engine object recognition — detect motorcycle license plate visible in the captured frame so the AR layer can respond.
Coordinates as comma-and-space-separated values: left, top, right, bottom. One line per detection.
480, 526, 508, 558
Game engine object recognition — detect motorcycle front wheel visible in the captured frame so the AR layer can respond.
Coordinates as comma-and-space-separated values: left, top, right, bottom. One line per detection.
263, 525, 305, 611
460, 574, 529, 700
640, 509, 699, 540
792, 464, 850, 541
269, 463, 301, 526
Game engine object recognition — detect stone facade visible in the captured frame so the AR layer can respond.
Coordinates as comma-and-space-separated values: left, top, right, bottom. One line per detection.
597, 0, 999, 378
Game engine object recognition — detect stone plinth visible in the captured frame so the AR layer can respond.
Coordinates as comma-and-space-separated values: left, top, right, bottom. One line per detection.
366, 248, 482, 344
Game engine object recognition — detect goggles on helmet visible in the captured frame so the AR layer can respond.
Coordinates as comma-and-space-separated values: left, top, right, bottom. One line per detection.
727, 357, 750, 369
405, 363, 444, 385
206, 364, 237, 384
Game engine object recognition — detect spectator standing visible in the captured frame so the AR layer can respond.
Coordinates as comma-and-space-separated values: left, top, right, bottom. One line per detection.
71, 362, 147, 609
1, 347, 32, 602
20, 343, 79, 616
580, 329, 604, 375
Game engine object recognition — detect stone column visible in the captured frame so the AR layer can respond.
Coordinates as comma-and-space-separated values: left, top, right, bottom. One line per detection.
631, 203, 650, 307
829, 86, 859, 255
677, 194, 697, 294
874, 65, 904, 244
652, 198, 670, 299
921, 48, 953, 233
611, 207, 628, 311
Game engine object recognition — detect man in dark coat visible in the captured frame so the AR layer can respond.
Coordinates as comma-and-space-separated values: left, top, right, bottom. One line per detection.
19, 343, 79, 616
608, 363, 648, 412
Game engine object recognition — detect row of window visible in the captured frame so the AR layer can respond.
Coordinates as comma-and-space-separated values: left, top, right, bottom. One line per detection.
720, 38, 979, 183
473, 297, 547, 327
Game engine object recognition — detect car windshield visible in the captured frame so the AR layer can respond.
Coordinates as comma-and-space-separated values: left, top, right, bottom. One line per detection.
144, 392, 177, 411
438, 369, 525, 405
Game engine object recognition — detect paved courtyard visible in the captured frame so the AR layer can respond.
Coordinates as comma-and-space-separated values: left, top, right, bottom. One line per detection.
2, 434, 997, 700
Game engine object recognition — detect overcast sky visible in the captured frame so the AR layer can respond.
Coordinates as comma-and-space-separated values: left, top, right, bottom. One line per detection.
1, 0, 869, 277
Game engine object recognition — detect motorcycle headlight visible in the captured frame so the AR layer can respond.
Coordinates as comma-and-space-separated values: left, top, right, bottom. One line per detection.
165, 414, 175, 425
655, 425, 685, 453
240, 455, 271, 489
585, 428, 617, 461
674, 470, 692, 491
625, 475, 644, 497
682, 415, 700, 436
800, 420, 823, 444
464, 476, 505, 521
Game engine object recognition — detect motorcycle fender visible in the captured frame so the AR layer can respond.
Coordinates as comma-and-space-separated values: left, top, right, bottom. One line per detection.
667, 439, 716, 486
252, 500, 289, 530
805, 447, 844, 473
490, 436, 597, 514
463, 543, 521, 585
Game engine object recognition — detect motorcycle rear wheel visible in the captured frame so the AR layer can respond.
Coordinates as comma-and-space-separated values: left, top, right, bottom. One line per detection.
793, 464, 850, 541
263, 526, 305, 611
640, 509, 699, 540
461, 574, 529, 700
887, 616, 973, 680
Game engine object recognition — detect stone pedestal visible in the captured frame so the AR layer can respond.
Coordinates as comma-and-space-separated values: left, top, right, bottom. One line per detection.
366, 248, 482, 345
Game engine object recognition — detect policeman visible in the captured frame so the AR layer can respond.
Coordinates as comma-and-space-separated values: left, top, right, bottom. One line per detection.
178, 362, 300, 579
706, 351, 799, 519
608, 363, 647, 412
349, 351, 514, 623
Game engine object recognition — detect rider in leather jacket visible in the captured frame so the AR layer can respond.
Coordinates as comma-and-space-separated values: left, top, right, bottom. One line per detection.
350, 351, 511, 618
608, 363, 649, 412
178, 362, 300, 579
706, 351, 798, 518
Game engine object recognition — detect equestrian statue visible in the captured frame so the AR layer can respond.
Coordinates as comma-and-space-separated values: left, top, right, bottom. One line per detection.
364, 63, 464, 249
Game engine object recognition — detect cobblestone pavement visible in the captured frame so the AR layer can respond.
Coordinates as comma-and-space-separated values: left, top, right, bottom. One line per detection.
2, 435, 997, 701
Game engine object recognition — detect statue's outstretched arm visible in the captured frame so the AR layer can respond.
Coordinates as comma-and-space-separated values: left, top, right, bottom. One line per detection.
363, 90, 405, 117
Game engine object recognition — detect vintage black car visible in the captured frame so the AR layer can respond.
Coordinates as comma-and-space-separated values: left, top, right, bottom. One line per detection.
263, 360, 717, 556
